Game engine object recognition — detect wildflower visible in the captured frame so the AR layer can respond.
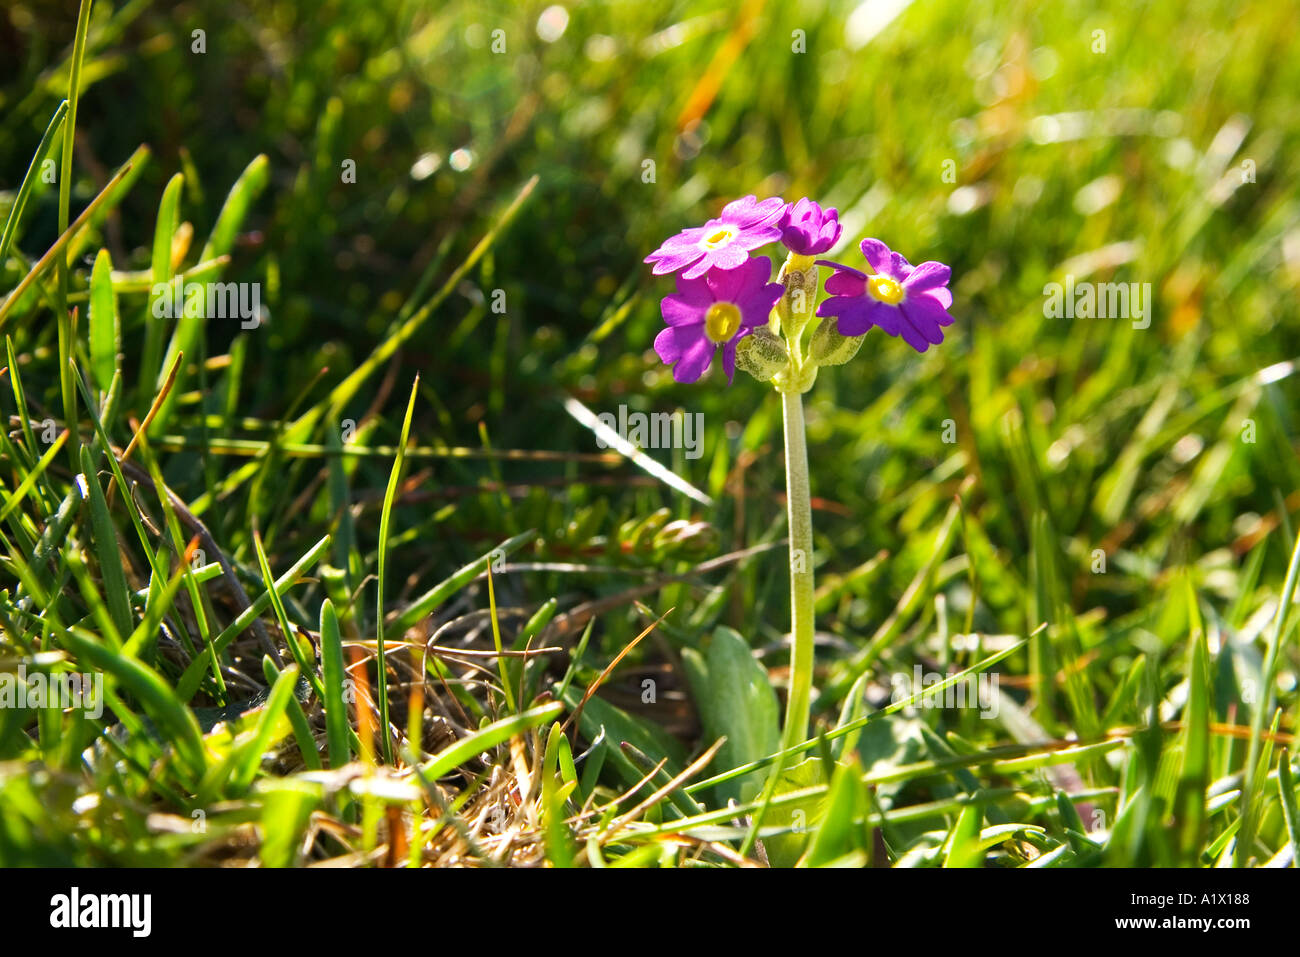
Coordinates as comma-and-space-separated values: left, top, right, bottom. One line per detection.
643, 201, 958, 843
816, 238, 954, 352
654, 258, 783, 384
644, 195, 787, 279
778, 198, 842, 257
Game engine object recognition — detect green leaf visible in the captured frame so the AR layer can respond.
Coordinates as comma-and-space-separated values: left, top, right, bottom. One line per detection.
318, 598, 352, 770
681, 626, 780, 805
199, 153, 269, 261
832, 671, 872, 760
542, 724, 576, 867
1239, 523, 1300, 864
0, 99, 68, 270
229, 665, 300, 794
942, 802, 984, 868
176, 534, 331, 702
390, 529, 536, 633
762, 756, 827, 867
262, 656, 321, 771
375, 375, 420, 763
139, 172, 183, 403
257, 777, 322, 868
56, 624, 206, 780
0, 148, 146, 333
79, 444, 132, 645
154, 154, 271, 432
1277, 751, 1300, 866
87, 248, 119, 394
799, 758, 869, 867
1174, 618, 1210, 864
415, 703, 562, 780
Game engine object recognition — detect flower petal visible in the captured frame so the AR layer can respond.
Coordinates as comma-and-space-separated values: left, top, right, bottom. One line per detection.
719, 194, 759, 221
654, 324, 701, 363
723, 195, 787, 227
684, 243, 747, 279
737, 281, 784, 327
673, 271, 714, 301
650, 248, 705, 275
722, 338, 741, 385
864, 301, 905, 337
734, 225, 784, 249
816, 259, 866, 279
786, 197, 814, 220
859, 238, 894, 274
660, 293, 706, 327
826, 298, 891, 336
898, 294, 953, 351
887, 252, 911, 281
656, 227, 708, 251
706, 256, 770, 301
823, 270, 867, 297
893, 316, 932, 352
903, 261, 951, 294
842, 302, 894, 340
816, 217, 843, 250
672, 336, 716, 382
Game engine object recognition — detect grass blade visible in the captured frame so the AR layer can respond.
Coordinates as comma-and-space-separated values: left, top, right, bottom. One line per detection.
375, 374, 420, 764
78, 444, 133, 646
0, 99, 68, 270
138, 172, 183, 404
319, 598, 351, 768
414, 702, 562, 780
87, 248, 119, 394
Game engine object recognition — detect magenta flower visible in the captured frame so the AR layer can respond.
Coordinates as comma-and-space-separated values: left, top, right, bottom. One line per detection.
816, 239, 954, 352
779, 198, 842, 256
644, 195, 787, 280
654, 258, 783, 384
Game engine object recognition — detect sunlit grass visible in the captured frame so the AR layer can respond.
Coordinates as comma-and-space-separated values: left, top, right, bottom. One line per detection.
0, 0, 1297, 866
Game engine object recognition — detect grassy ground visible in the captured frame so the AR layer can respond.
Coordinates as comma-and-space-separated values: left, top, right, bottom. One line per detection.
1, 0, 1298, 867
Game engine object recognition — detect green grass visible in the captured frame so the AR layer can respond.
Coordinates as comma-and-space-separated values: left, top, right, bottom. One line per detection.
0, 0, 1298, 867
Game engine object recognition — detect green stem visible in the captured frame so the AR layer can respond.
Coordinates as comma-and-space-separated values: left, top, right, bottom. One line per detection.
741, 362, 818, 861
779, 387, 816, 754
740, 250, 821, 861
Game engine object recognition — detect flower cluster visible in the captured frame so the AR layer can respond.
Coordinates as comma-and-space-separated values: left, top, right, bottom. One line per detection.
645, 194, 954, 386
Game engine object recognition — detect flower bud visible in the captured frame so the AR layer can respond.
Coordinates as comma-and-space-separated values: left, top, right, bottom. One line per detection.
775, 254, 818, 338
808, 317, 865, 367
735, 328, 790, 381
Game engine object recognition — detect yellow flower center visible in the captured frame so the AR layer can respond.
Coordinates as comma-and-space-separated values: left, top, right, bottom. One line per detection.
704, 302, 742, 343
702, 225, 737, 250
867, 275, 905, 305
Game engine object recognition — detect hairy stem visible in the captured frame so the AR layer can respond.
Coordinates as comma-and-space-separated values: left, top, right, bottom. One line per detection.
741, 251, 820, 860
779, 387, 816, 753
741, 356, 818, 860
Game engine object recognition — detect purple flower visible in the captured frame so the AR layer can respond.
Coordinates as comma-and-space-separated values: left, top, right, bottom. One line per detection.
644, 195, 787, 280
654, 258, 783, 384
779, 198, 842, 256
816, 239, 954, 352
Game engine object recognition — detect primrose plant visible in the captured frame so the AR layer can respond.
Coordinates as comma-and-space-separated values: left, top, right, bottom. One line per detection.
646, 195, 955, 783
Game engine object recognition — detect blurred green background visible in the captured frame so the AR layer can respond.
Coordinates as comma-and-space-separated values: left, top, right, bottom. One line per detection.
2, 0, 1298, 753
